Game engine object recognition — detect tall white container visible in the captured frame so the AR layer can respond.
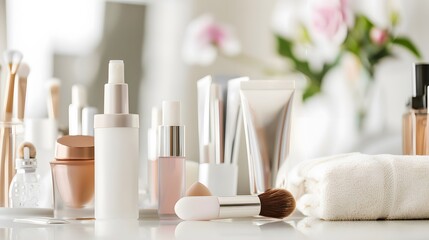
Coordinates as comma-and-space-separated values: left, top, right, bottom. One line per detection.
94, 60, 140, 220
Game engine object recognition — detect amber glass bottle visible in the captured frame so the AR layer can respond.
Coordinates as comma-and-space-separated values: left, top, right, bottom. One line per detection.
403, 63, 429, 155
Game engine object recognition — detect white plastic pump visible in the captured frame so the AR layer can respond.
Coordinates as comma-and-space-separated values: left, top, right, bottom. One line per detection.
103, 60, 129, 114
108, 60, 125, 84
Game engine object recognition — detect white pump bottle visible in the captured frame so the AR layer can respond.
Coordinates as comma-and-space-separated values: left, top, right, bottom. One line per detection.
94, 60, 140, 220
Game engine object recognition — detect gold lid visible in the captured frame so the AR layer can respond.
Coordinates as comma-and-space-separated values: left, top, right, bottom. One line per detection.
55, 135, 94, 160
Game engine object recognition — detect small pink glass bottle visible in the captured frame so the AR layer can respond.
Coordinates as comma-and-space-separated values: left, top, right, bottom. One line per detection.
158, 101, 185, 218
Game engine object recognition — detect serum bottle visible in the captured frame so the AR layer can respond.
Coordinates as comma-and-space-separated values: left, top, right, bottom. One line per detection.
158, 101, 185, 218
403, 63, 429, 155
94, 60, 140, 220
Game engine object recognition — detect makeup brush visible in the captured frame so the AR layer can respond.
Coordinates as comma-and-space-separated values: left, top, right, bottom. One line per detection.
175, 188, 296, 221
15, 63, 30, 121
3, 50, 23, 121
46, 78, 60, 120
0, 50, 23, 207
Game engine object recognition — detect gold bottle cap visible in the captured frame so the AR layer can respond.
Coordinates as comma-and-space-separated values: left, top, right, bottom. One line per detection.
55, 135, 94, 160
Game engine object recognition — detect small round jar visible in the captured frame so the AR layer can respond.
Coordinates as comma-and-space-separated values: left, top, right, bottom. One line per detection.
50, 135, 94, 219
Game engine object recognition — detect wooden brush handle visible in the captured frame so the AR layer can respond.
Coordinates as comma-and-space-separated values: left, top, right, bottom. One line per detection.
3, 73, 16, 121
17, 77, 27, 121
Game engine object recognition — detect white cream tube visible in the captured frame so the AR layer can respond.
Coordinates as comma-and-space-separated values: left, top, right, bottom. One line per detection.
240, 80, 295, 195
94, 60, 139, 220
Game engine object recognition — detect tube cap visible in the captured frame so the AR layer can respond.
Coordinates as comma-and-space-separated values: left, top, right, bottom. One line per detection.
412, 63, 429, 109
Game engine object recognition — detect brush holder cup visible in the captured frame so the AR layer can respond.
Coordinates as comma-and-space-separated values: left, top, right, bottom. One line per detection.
199, 163, 238, 196
0, 121, 24, 207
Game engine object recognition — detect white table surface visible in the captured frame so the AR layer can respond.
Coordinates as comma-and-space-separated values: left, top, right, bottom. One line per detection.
1, 210, 429, 240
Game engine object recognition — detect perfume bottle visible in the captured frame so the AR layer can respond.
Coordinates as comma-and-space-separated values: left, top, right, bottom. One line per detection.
9, 142, 40, 208
402, 63, 429, 155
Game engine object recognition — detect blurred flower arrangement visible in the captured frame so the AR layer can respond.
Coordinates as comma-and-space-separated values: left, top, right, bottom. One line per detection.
183, 0, 421, 102
273, 0, 421, 100
182, 0, 423, 158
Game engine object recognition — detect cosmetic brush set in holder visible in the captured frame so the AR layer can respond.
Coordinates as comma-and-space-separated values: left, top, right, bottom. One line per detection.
0, 51, 99, 218
0, 49, 297, 221
0, 50, 26, 207
195, 76, 295, 195
196, 76, 248, 196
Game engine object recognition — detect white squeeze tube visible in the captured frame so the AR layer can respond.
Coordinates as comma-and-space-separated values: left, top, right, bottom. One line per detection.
94, 60, 140, 220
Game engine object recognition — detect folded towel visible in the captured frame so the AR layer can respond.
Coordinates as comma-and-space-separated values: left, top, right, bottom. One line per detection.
296, 217, 429, 239
287, 153, 429, 220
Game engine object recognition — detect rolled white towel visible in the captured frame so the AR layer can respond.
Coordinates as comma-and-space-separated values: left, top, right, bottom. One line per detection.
287, 153, 429, 220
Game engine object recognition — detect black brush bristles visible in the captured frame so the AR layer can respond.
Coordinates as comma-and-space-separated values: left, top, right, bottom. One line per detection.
258, 188, 296, 219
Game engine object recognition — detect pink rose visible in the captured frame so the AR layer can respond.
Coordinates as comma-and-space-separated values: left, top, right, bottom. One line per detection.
183, 14, 241, 66
310, 0, 352, 43
370, 28, 389, 45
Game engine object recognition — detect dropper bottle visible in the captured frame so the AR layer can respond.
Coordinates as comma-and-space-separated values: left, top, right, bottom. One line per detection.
94, 60, 140, 220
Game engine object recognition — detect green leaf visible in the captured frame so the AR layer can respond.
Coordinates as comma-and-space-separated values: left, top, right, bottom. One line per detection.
302, 82, 321, 101
276, 36, 294, 59
392, 37, 422, 59
276, 35, 339, 100
276, 35, 320, 82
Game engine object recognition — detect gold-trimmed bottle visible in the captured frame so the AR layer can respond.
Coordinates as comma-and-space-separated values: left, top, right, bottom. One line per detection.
402, 63, 429, 155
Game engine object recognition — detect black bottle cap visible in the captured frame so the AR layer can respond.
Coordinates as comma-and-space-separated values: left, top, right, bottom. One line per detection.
412, 63, 429, 109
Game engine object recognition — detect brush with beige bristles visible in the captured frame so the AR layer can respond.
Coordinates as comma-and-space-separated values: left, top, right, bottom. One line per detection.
15, 63, 30, 121
2, 50, 23, 121
46, 78, 60, 121
175, 188, 296, 220
0, 50, 23, 207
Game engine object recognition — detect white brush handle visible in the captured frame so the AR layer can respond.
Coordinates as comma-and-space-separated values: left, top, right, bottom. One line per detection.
175, 196, 260, 221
